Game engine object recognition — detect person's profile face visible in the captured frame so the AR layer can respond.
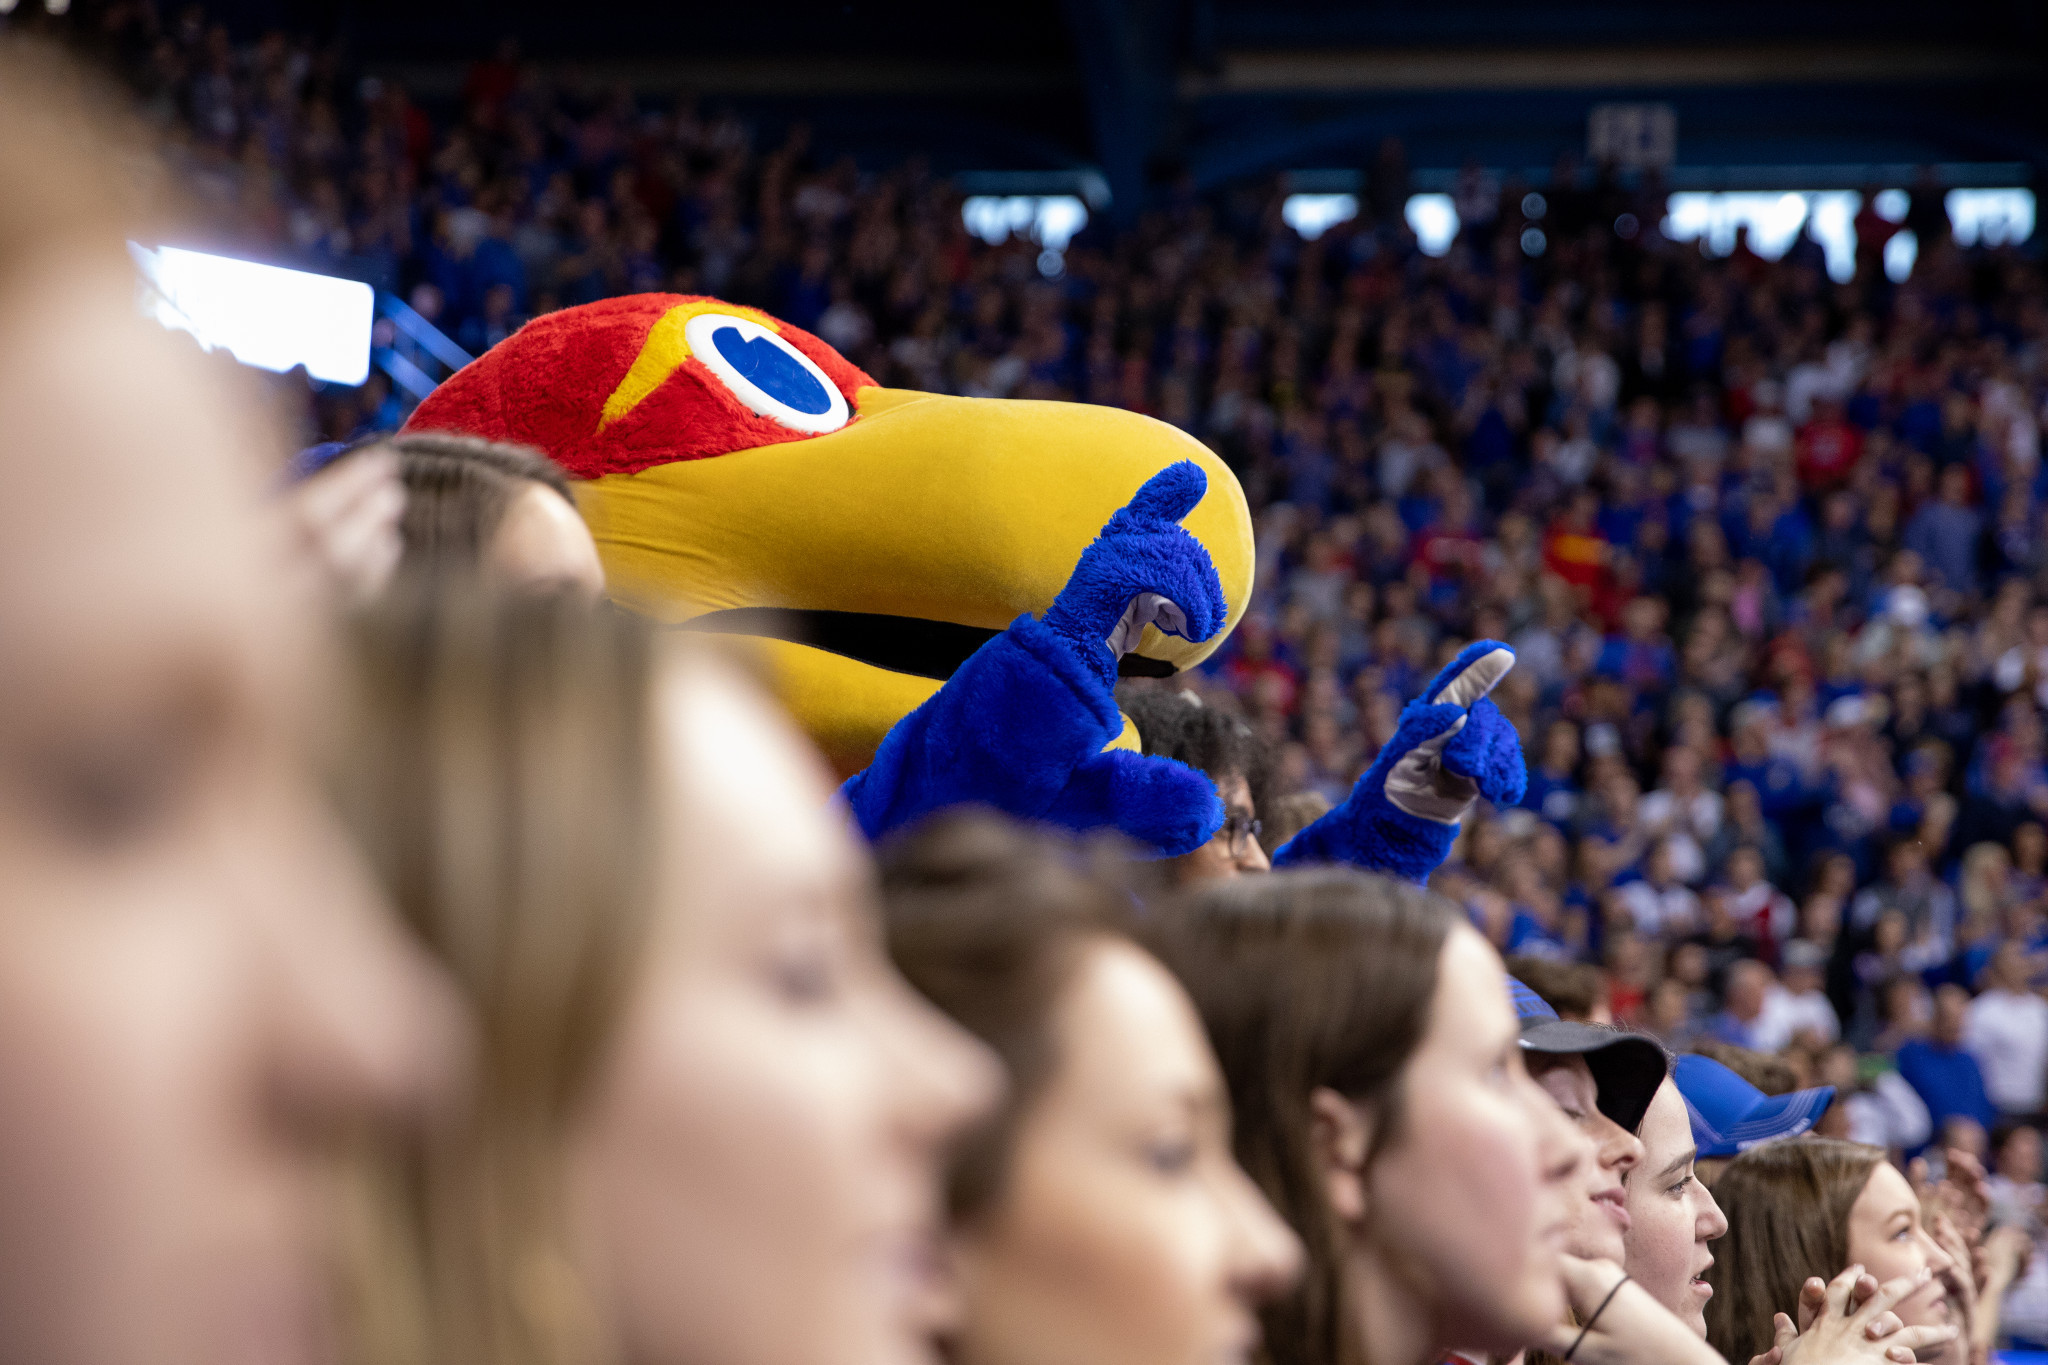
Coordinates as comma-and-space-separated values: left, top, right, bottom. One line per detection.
1528, 1053, 1642, 1264
949, 938, 1301, 1365
1172, 772, 1266, 884
0, 263, 463, 1365
1997, 1128, 2042, 1184
1845, 1162, 1953, 1333
563, 659, 1000, 1365
1362, 926, 1582, 1356
1621, 1081, 1723, 1337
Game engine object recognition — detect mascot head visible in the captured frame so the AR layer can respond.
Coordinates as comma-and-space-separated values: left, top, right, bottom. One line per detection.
406, 294, 1253, 774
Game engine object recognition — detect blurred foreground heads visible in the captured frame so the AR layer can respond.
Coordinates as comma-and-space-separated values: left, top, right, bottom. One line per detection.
0, 37, 465, 1365
341, 588, 1000, 1365
288, 433, 606, 606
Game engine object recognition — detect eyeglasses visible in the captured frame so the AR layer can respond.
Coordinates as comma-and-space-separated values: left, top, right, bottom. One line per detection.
1220, 812, 1263, 858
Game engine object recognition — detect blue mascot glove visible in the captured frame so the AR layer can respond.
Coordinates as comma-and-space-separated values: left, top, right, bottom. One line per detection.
1273, 640, 1527, 883
842, 460, 1228, 856
1039, 459, 1227, 688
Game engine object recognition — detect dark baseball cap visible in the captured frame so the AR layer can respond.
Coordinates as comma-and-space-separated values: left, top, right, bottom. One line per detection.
1510, 977, 1670, 1134
1673, 1053, 1835, 1158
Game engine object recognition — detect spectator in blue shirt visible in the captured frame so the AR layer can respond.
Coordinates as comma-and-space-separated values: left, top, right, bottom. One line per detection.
1725, 705, 1814, 821
1904, 464, 1984, 601
1896, 983, 1999, 1139
1596, 595, 1676, 696
1521, 718, 1583, 827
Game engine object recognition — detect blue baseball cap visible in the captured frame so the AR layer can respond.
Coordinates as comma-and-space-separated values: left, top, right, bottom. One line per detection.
1673, 1053, 1835, 1158
1510, 978, 1669, 1134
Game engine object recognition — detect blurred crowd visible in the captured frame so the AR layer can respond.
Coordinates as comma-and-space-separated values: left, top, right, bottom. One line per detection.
65, 0, 2048, 1226
11, 7, 2048, 1365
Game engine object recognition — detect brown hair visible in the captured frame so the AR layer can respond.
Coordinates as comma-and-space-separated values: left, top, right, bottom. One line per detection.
1117, 685, 1274, 835
1266, 791, 1334, 852
368, 433, 579, 582
337, 584, 664, 1365
1688, 1040, 1798, 1096
1703, 1138, 1886, 1365
880, 811, 1147, 1223
1505, 956, 1607, 1021
1141, 869, 1458, 1365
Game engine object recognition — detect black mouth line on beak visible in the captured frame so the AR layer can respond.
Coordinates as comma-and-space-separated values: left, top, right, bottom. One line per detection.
681, 608, 1179, 682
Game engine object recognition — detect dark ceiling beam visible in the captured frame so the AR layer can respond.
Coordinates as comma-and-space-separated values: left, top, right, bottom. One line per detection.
363, 57, 1078, 100
1061, 0, 1187, 225
1186, 42, 2038, 95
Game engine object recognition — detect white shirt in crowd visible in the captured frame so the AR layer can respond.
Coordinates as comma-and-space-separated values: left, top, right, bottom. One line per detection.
1750, 984, 1841, 1054
1962, 987, 2048, 1114
1845, 1071, 1933, 1152
1637, 787, 1723, 883
1729, 879, 1797, 943
1616, 879, 1699, 939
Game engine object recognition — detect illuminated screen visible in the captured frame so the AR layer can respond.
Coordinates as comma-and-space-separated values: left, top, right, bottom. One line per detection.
131, 244, 374, 386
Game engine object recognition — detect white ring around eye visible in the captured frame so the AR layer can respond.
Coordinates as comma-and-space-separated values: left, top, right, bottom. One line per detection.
683, 312, 851, 435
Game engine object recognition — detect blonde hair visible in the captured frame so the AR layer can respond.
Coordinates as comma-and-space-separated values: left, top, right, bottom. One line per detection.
337, 586, 665, 1365
1960, 841, 2013, 920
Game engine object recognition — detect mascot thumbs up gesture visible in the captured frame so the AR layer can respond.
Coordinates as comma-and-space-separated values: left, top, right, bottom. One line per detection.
1272, 640, 1527, 882
844, 461, 1228, 856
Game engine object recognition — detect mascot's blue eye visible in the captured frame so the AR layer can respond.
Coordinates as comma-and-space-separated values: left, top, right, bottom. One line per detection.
684, 312, 851, 435
711, 326, 834, 415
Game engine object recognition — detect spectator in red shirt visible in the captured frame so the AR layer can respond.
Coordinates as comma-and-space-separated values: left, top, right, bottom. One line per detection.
1222, 614, 1299, 714
1410, 478, 1487, 588
1544, 487, 1613, 607
1795, 394, 1863, 492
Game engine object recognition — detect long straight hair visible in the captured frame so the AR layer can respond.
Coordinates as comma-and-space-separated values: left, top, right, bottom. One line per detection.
1141, 869, 1456, 1365
1704, 1138, 1886, 1365
335, 585, 664, 1365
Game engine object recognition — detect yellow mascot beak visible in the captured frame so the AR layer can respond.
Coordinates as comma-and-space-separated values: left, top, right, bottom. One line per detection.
575, 386, 1254, 775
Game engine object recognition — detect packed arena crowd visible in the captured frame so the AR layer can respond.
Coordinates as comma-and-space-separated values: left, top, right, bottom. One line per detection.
11, 6, 2048, 1365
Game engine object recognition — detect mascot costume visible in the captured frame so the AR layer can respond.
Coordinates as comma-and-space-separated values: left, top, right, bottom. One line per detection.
405, 293, 1523, 881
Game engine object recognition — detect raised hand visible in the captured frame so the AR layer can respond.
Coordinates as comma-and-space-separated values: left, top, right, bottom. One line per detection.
842, 460, 1231, 857
1272, 639, 1527, 883
1040, 461, 1226, 684
1542, 1256, 1721, 1365
1761, 1265, 1960, 1365
1383, 641, 1527, 819
279, 446, 405, 607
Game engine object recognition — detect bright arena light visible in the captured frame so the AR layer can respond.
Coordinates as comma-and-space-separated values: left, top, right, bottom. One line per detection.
1661, 188, 2032, 285
1804, 192, 1861, 283
1281, 193, 1358, 241
131, 244, 373, 386
1404, 194, 1460, 257
1885, 231, 1919, 284
960, 195, 1089, 251
1662, 191, 1812, 260
1279, 193, 1459, 251
961, 195, 1090, 277
1948, 188, 2036, 248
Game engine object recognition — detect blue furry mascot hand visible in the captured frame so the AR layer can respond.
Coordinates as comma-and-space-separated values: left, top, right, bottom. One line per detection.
1274, 641, 1527, 883
842, 461, 1228, 855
